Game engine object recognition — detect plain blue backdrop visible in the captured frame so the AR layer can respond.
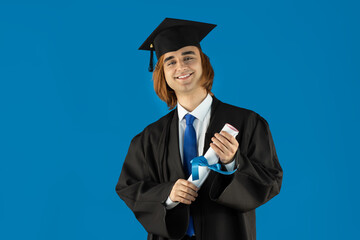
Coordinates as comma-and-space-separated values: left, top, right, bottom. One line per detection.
1, 0, 359, 239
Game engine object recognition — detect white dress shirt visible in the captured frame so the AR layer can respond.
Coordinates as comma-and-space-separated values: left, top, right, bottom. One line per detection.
165, 94, 235, 209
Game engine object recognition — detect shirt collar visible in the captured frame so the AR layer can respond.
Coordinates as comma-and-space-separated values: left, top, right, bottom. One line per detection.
177, 93, 213, 122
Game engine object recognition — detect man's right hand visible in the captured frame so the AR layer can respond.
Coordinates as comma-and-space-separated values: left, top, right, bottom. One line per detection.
169, 179, 198, 205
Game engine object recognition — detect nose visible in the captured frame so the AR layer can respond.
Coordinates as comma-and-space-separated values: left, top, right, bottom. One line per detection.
177, 59, 188, 71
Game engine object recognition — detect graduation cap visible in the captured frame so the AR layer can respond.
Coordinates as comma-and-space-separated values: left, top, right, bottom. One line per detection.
139, 18, 217, 72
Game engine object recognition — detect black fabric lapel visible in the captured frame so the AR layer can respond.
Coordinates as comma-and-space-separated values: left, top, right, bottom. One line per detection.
203, 96, 224, 155
166, 108, 187, 180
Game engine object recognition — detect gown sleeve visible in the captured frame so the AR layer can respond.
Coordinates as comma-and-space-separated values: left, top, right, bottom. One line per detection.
115, 132, 189, 239
209, 114, 283, 212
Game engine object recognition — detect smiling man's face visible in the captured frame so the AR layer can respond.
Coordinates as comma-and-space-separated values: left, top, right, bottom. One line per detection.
162, 46, 204, 98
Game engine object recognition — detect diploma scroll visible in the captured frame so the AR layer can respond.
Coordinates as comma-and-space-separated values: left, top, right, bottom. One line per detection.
188, 123, 239, 188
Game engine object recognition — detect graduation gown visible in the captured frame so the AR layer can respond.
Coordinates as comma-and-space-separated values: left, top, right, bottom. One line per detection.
115, 97, 283, 240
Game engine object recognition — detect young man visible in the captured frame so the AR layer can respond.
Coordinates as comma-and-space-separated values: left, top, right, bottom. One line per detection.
116, 18, 283, 240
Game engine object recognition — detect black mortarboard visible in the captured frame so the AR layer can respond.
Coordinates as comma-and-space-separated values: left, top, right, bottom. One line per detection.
139, 18, 216, 72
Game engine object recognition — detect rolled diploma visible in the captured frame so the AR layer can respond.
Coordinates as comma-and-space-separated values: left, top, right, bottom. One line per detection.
188, 123, 239, 188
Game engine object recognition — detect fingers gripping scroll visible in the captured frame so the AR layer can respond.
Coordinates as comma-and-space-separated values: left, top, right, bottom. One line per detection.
169, 179, 198, 205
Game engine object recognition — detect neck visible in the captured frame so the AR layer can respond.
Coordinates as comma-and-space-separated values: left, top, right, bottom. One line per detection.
176, 89, 208, 112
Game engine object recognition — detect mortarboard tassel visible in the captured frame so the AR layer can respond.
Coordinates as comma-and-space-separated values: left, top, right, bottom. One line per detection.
148, 44, 154, 72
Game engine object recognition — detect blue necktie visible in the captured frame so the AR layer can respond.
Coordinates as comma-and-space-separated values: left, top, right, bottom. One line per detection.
183, 114, 196, 236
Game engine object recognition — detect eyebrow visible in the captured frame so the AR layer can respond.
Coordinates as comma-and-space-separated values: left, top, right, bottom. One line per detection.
163, 51, 196, 63
182, 51, 196, 56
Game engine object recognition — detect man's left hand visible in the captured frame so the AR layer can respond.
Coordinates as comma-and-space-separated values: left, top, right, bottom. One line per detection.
210, 131, 239, 164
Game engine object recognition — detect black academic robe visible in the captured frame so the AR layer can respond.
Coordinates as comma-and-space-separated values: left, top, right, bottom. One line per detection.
115, 97, 283, 240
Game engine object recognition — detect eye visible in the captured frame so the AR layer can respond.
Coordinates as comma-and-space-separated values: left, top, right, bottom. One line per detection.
184, 56, 193, 61
167, 60, 176, 66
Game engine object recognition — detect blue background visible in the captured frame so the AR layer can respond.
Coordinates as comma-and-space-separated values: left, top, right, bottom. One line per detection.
1, 0, 359, 239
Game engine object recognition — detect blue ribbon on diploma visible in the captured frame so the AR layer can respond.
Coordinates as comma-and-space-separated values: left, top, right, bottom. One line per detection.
191, 156, 237, 180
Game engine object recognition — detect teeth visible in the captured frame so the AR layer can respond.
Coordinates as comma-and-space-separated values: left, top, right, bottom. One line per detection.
178, 73, 191, 79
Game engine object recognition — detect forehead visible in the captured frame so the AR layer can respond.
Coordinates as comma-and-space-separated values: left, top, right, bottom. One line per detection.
163, 46, 200, 59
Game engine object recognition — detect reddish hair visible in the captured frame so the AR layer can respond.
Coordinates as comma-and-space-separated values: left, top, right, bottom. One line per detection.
152, 47, 214, 109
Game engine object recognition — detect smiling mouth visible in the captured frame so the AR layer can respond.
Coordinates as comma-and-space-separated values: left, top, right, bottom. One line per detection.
176, 72, 194, 79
